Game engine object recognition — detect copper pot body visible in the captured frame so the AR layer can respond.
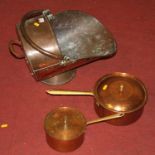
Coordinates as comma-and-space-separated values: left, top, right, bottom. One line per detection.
44, 107, 87, 152
93, 72, 147, 125
95, 103, 144, 125
45, 132, 84, 152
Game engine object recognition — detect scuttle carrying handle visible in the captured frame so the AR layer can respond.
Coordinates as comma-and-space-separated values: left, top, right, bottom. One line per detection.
9, 40, 25, 59
20, 9, 63, 60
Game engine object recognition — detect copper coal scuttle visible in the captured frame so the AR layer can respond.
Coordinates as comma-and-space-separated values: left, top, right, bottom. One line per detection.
9, 9, 116, 85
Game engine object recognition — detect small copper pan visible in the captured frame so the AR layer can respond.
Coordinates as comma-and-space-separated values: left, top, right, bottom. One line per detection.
46, 72, 148, 125
44, 107, 123, 152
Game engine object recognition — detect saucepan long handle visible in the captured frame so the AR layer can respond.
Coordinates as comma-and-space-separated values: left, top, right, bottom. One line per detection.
46, 90, 94, 96
87, 113, 124, 125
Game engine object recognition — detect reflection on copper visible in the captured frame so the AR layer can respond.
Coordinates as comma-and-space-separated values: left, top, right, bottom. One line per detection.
102, 84, 108, 91
95, 72, 148, 125
44, 107, 86, 152
95, 72, 147, 113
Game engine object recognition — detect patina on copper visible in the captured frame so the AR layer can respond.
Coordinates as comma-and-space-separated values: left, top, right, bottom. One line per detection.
46, 72, 148, 125
9, 9, 116, 85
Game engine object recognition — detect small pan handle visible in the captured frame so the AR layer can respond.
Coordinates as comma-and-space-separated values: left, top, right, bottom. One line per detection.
9, 40, 25, 59
46, 90, 94, 96
87, 113, 124, 125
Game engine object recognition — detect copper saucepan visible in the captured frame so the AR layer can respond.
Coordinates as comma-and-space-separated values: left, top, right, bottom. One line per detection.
44, 107, 123, 152
46, 72, 148, 125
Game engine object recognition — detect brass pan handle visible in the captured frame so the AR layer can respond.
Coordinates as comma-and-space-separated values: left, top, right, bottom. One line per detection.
87, 113, 124, 125
46, 90, 94, 96
9, 40, 25, 59
46, 90, 125, 125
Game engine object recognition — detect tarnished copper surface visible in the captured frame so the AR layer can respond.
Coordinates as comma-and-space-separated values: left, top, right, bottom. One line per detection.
10, 9, 116, 85
44, 107, 86, 152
